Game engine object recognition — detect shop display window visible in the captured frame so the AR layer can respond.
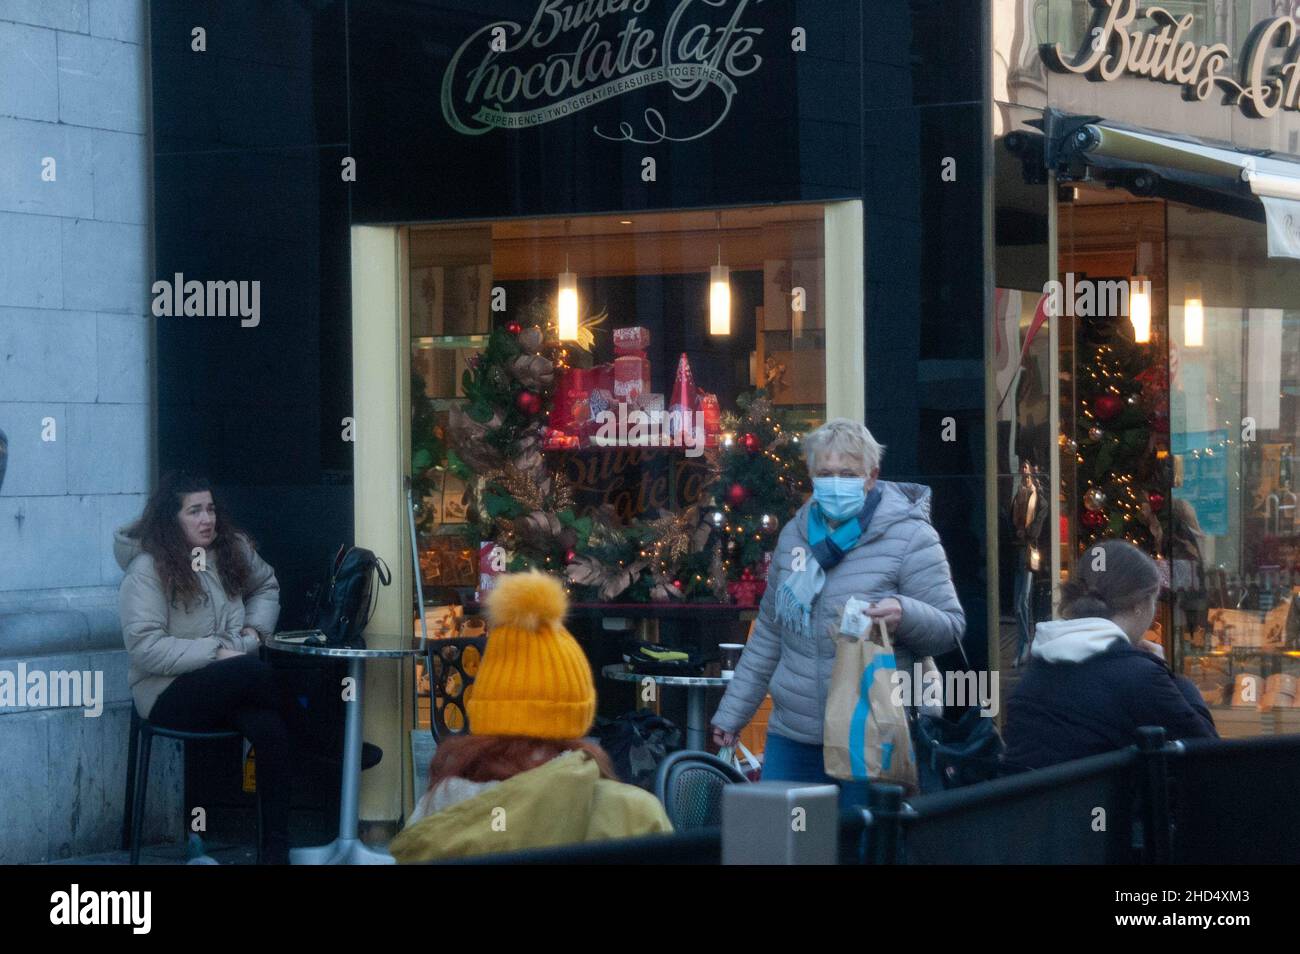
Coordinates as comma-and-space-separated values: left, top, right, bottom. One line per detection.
1055, 184, 1300, 737
993, 108, 1057, 694
407, 207, 830, 722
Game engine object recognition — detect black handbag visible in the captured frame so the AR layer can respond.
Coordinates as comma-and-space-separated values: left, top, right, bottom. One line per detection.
908, 639, 1006, 790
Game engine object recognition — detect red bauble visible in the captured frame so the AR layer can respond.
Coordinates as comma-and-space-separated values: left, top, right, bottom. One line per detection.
1147, 491, 1166, 512
726, 483, 748, 507
1081, 509, 1108, 531
1094, 394, 1123, 421
505, 321, 522, 334
516, 390, 542, 415
565, 549, 576, 563
741, 432, 761, 453
673, 579, 684, 590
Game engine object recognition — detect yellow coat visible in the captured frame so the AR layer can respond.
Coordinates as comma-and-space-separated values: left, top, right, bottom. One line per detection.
391, 750, 673, 863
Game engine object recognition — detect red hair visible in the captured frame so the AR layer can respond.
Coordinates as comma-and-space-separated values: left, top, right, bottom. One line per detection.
425, 734, 618, 792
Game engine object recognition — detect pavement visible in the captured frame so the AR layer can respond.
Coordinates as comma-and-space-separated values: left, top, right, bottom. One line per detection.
46, 840, 257, 866
49, 731, 438, 865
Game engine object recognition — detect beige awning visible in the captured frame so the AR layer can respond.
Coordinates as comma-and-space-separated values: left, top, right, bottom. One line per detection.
1074, 124, 1300, 259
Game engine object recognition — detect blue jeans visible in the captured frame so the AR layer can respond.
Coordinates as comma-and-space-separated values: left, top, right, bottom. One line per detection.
762, 731, 871, 813
1014, 565, 1034, 659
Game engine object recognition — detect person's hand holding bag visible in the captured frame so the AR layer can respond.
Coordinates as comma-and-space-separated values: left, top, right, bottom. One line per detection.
711, 725, 738, 747
865, 597, 902, 633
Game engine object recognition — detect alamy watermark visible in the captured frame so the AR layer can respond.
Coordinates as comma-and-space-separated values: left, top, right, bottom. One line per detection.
151, 273, 261, 327
890, 664, 1000, 718
50, 884, 150, 934
1042, 273, 1149, 318
592, 402, 706, 458
0, 663, 104, 717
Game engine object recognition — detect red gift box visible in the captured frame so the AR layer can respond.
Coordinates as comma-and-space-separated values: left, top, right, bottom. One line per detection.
699, 392, 721, 446
548, 367, 584, 434
613, 355, 651, 404
613, 326, 651, 355
593, 363, 614, 391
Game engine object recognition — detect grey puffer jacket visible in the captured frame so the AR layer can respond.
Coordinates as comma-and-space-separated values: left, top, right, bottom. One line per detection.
115, 526, 280, 719
711, 481, 965, 746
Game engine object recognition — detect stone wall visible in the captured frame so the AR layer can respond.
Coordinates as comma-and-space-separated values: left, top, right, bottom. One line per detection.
0, 0, 177, 863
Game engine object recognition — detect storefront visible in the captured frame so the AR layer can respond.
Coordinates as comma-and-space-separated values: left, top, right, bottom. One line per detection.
150, 0, 988, 826
993, 0, 1300, 736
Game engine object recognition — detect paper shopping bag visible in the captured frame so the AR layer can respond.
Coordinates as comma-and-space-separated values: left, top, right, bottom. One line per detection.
823, 616, 918, 792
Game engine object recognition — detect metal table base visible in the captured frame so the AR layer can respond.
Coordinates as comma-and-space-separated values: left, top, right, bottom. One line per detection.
290, 656, 395, 865
600, 665, 730, 752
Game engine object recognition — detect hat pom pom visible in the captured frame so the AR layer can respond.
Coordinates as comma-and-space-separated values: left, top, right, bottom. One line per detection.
485, 571, 569, 633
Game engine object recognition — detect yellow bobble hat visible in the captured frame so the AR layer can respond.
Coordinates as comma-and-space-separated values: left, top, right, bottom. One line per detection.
466, 571, 596, 740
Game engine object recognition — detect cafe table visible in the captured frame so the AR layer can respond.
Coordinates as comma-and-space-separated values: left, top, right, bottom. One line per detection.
600, 664, 731, 751
266, 632, 424, 865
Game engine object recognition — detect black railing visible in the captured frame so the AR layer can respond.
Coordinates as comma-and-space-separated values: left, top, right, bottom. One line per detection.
419, 730, 1300, 865
1167, 734, 1300, 864
877, 746, 1145, 864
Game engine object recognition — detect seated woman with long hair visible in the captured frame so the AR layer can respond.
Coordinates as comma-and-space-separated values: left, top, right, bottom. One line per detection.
391, 572, 672, 862
115, 472, 290, 864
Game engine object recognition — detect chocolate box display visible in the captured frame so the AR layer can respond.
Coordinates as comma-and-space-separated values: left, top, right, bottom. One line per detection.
613, 325, 650, 354
1209, 602, 1292, 651
613, 354, 651, 404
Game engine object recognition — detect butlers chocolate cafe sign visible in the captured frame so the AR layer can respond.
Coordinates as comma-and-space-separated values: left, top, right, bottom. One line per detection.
441, 0, 768, 143
1043, 0, 1300, 119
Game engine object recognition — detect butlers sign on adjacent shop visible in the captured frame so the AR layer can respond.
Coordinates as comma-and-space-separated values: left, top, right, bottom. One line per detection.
441, 0, 768, 143
1042, 0, 1300, 119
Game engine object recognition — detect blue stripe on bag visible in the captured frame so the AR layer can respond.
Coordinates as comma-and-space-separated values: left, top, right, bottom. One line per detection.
849, 653, 896, 779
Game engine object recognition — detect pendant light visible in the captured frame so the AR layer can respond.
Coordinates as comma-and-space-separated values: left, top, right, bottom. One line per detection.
1184, 281, 1204, 348
709, 212, 730, 336
1129, 275, 1151, 344
558, 218, 579, 342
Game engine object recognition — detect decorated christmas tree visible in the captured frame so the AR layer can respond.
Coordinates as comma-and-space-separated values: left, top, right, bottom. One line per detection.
444, 302, 577, 573
1073, 314, 1170, 553
705, 390, 810, 591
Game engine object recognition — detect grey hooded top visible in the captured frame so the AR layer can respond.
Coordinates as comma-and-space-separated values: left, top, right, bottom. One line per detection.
711, 481, 966, 746
114, 525, 280, 719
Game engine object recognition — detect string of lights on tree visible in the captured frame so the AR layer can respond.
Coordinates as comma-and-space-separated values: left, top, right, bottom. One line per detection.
704, 390, 810, 595
1070, 321, 1172, 553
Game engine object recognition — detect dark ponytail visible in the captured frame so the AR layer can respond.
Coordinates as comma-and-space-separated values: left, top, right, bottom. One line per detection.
1060, 539, 1160, 621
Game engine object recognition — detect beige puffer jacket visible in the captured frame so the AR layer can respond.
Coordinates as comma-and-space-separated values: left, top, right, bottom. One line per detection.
115, 525, 280, 718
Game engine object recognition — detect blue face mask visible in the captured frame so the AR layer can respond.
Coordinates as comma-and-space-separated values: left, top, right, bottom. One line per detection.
813, 477, 867, 521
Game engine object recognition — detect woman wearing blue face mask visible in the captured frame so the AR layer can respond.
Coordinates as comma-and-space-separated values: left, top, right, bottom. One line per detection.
710, 418, 965, 806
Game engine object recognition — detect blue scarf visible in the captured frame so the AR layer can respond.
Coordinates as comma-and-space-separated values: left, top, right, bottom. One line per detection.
775, 487, 883, 641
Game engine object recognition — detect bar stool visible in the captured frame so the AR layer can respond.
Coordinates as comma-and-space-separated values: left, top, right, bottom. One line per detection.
121, 707, 263, 864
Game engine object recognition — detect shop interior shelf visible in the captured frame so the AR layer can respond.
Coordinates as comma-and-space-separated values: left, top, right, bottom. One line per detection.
412, 334, 489, 351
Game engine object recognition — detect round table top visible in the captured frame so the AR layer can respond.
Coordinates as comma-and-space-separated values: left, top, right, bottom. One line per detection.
266, 632, 427, 659
600, 664, 731, 687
